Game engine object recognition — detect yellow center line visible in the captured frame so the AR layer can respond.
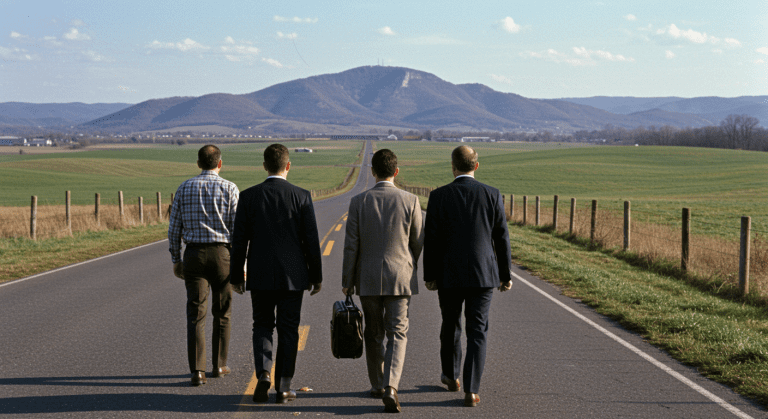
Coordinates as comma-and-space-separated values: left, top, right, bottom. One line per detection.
320, 212, 348, 248
335, 223, 343, 231
234, 325, 310, 415
323, 240, 335, 256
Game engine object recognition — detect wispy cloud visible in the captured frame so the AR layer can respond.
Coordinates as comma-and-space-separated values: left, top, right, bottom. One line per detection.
522, 47, 634, 66
490, 74, 513, 85
71, 19, 85, 27
148, 38, 209, 52
757, 47, 768, 55
220, 43, 259, 55
624, 14, 637, 21
724, 38, 741, 47
10, 31, 25, 39
499, 17, 521, 33
657, 24, 712, 44
378, 26, 396, 36
64, 27, 91, 41
262, 58, 283, 68
0, 45, 35, 61
83, 50, 108, 62
277, 31, 298, 40
273, 16, 317, 23
665, 50, 675, 59
224, 36, 235, 44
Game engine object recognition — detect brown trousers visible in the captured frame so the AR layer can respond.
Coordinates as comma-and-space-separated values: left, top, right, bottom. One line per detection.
183, 243, 232, 373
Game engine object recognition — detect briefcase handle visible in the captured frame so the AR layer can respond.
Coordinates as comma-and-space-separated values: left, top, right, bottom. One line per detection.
344, 295, 357, 309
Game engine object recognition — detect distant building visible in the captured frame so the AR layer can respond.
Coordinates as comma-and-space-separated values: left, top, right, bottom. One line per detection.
0, 136, 23, 146
29, 139, 53, 147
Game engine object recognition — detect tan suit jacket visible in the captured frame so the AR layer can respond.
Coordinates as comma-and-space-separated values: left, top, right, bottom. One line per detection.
342, 182, 424, 296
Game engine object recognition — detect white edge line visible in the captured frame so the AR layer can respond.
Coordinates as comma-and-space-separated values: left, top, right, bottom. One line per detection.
511, 270, 754, 419
0, 239, 169, 289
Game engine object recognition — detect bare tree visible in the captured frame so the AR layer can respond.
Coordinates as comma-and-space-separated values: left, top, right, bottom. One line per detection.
739, 115, 759, 150
720, 114, 741, 149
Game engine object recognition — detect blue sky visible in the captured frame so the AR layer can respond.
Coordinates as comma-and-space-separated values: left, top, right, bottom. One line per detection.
1, 0, 766, 104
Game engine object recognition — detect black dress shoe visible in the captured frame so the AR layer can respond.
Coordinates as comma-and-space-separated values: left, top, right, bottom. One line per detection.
191, 371, 206, 386
441, 373, 460, 392
253, 372, 271, 403
275, 390, 297, 404
464, 392, 480, 407
212, 366, 231, 378
370, 388, 386, 398
382, 386, 401, 413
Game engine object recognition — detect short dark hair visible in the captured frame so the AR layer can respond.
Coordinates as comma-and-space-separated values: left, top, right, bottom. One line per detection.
451, 145, 478, 173
264, 143, 290, 174
371, 149, 397, 178
198, 145, 221, 170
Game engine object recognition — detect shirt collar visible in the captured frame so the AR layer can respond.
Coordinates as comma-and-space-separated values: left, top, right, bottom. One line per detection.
201, 170, 219, 176
267, 175, 287, 180
376, 180, 395, 186
455, 174, 475, 179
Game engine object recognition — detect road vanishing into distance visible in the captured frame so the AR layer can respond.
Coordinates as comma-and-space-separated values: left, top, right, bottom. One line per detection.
0, 141, 764, 418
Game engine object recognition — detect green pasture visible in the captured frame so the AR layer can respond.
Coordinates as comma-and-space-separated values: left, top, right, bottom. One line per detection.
387, 142, 768, 240
0, 141, 362, 206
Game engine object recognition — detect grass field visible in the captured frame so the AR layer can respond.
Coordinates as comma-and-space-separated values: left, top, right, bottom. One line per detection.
0, 141, 362, 207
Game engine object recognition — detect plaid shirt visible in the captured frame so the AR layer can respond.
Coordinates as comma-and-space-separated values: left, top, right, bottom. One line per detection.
168, 170, 239, 263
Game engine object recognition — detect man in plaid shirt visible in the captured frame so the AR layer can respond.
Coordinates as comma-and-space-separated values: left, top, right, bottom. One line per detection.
168, 144, 240, 387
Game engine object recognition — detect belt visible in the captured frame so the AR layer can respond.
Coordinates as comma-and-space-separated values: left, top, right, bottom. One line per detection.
187, 242, 231, 249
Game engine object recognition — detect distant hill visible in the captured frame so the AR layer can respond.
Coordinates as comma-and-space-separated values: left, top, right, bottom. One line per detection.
0, 102, 132, 128
1, 67, 761, 133
560, 96, 767, 126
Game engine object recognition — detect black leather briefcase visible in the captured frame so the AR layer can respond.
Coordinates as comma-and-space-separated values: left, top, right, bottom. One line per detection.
330, 295, 364, 359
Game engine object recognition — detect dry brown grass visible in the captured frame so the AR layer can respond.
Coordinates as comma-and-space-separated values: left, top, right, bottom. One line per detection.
508, 200, 768, 296
0, 203, 168, 240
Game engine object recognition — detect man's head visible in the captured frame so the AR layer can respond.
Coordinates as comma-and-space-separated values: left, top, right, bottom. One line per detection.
263, 143, 290, 175
371, 149, 398, 179
198, 145, 222, 170
451, 145, 478, 174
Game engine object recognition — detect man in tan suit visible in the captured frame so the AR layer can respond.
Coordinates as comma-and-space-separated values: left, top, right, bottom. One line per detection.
342, 148, 424, 413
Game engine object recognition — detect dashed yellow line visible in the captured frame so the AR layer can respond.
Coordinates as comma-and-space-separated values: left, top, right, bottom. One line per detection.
323, 240, 335, 256
335, 223, 343, 231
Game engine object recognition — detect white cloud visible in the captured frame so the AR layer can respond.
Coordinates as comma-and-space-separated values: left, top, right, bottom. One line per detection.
71, 19, 85, 27
118, 85, 137, 93
219, 39, 260, 62
274, 16, 317, 23
64, 27, 91, 41
657, 23, 716, 44
573, 46, 635, 62
500, 17, 521, 33
665, 50, 675, 59
262, 57, 283, 68
43, 36, 62, 46
225, 55, 240, 62
82, 50, 107, 62
148, 38, 209, 52
221, 44, 259, 55
712, 49, 723, 54
10, 31, 24, 39
756, 59, 765, 64
0, 45, 35, 60
724, 38, 741, 47
224, 36, 235, 44
758, 47, 768, 55
624, 14, 637, 21
378, 26, 396, 36
490, 74, 513, 85
277, 31, 298, 40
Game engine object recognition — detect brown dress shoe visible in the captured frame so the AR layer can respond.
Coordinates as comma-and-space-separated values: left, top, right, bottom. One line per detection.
253, 372, 271, 403
191, 371, 206, 386
464, 392, 480, 407
212, 366, 231, 378
370, 388, 386, 398
441, 373, 460, 392
382, 386, 401, 413
276, 390, 297, 404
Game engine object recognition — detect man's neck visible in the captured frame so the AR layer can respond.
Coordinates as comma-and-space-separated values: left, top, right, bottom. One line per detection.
375, 177, 395, 183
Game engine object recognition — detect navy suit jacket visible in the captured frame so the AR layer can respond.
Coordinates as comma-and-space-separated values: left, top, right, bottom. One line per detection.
424, 176, 512, 289
230, 177, 322, 291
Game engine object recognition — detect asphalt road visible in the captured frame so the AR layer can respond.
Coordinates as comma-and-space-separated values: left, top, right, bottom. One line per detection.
0, 140, 764, 418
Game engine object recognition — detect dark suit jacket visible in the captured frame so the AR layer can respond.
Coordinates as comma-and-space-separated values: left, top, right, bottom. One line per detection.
230, 177, 322, 291
423, 176, 512, 289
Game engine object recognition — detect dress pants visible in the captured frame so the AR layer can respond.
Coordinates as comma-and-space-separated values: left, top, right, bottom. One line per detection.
251, 290, 304, 392
183, 243, 232, 374
438, 287, 493, 394
360, 296, 411, 390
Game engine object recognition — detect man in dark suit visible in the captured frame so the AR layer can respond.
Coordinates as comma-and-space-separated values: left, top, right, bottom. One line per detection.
230, 144, 323, 404
424, 145, 513, 407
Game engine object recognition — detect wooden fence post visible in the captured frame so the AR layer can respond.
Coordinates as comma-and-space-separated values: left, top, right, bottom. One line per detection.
156, 192, 162, 220
119, 191, 124, 220
523, 196, 528, 225
65, 190, 71, 234
553, 195, 559, 230
30, 196, 37, 240
95, 193, 100, 224
510, 194, 514, 222
681, 208, 690, 272
139, 197, 144, 224
570, 198, 576, 234
739, 216, 751, 296
624, 201, 631, 251
590, 200, 597, 242
535, 196, 540, 226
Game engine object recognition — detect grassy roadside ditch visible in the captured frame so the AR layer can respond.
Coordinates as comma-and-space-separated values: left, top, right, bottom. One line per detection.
508, 223, 768, 407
